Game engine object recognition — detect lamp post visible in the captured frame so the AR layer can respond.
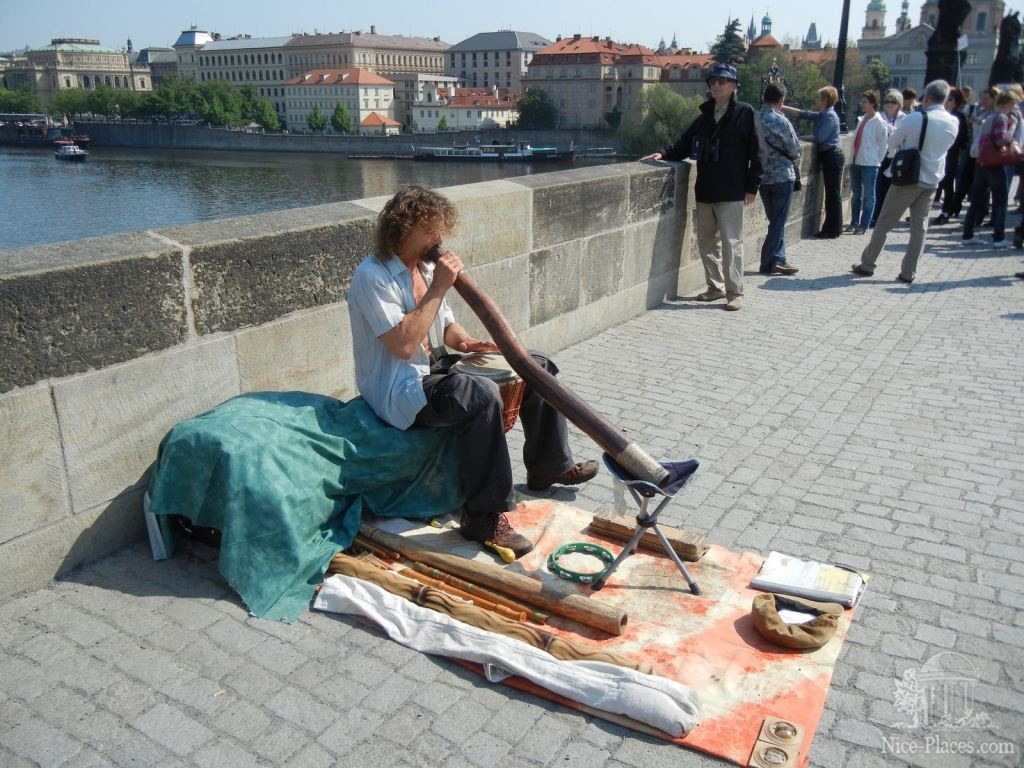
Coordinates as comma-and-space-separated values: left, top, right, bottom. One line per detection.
833, 0, 852, 132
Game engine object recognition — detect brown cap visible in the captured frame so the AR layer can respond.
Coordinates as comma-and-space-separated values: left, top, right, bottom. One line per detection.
751, 593, 844, 650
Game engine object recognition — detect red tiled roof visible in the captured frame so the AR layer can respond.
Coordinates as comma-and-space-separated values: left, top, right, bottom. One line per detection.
656, 53, 714, 69
436, 87, 518, 108
360, 112, 401, 126
750, 34, 783, 48
787, 49, 836, 64
531, 35, 655, 65
283, 68, 395, 86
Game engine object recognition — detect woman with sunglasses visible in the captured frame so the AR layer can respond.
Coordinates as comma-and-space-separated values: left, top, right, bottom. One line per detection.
871, 89, 907, 227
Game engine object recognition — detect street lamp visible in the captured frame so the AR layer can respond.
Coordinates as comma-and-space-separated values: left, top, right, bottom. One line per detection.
833, 0, 852, 132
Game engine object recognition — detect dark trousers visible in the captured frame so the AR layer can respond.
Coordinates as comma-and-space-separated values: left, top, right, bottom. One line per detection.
413, 352, 572, 519
872, 157, 892, 226
938, 149, 960, 214
759, 180, 794, 272
948, 150, 974, 216
964, 165, 1008, 241
818, 147, 844, 236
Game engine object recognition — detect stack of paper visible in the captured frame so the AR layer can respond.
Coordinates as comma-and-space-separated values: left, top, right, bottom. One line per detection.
750, 551, 866, 607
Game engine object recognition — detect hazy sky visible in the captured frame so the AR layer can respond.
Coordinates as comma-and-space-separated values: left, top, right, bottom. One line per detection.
3, 1, 875, 55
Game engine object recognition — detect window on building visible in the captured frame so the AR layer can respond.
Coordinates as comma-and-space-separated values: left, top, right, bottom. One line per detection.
976, 12, 988, 32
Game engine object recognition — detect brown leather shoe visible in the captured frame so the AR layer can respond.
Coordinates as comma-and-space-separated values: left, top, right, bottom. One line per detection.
527, 460, 599, 491
459, 510, 534, 558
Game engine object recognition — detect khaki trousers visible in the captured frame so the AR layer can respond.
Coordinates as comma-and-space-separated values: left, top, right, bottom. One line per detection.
858, 183, 935, 280
695, 201, 745, 297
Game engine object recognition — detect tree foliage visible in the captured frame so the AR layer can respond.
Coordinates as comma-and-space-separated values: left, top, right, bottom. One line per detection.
254, 98, 281, 131
330, 101, 352, 133
515, 88, 558, 129
711, 18, 747, 64
437, 115, 449, 131
307, 103, 326, 132
0, 84, 45, 113
617, 85, 703, 156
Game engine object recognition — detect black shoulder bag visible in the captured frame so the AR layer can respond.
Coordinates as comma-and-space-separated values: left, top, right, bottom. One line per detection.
890, 112, 928, 186
764, 135, 802, 191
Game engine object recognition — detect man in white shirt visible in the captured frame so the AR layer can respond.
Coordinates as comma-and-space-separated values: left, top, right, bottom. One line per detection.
851, 80, 960, 283
348, 186, 598, 559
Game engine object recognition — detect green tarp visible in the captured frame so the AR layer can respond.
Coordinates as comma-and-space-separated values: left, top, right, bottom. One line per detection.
147, 391, 463, 622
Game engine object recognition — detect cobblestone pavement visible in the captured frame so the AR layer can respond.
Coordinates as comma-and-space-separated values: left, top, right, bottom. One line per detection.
2, 214, 1023, 768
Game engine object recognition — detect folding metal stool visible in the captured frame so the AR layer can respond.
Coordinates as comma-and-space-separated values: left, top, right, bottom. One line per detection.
590, 453, 702, 595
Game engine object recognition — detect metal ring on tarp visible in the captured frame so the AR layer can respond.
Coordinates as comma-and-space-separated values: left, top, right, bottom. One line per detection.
547, 542, 615, 584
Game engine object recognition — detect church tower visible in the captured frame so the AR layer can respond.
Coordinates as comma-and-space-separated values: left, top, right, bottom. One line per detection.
761, 12, 773, 37
803, 22, 822, 51
862, 0, 888, 40
896, 0, 911, 31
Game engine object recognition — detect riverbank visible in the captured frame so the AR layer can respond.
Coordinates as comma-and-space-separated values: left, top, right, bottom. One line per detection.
75, 121, 619, 156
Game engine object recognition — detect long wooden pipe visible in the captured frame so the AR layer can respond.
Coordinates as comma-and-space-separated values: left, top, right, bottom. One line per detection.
429, 246, 669, 487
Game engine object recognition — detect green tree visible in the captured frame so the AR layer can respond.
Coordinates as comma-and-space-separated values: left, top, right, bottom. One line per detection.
867, 57, 892, 94
86, 85, 119, 118
710, 18, 747, 64
604, 104, 622, 130
49, 88, 91, 119
0, 84, 45, 113
199, 80, 246, 126
117, 89, 144, 120
515, 88, 558, 129
307, 103, 327, 132
617, 85, 702, 156
330, 101, 352, 133
253, 97, 281, 131
437, 115, 449, 131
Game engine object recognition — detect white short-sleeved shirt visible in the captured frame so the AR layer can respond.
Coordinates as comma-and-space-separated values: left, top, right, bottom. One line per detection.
348, 255, 455, 430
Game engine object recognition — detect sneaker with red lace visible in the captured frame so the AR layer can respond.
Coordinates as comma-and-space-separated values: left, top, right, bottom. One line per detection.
459, 510, 534, 558
526, 460, 600, 491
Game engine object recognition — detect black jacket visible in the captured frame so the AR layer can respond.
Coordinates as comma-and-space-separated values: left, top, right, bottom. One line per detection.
661, 96, 763, 203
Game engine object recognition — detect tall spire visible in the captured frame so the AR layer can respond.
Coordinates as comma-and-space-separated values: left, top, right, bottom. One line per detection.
748, 15, 757, 40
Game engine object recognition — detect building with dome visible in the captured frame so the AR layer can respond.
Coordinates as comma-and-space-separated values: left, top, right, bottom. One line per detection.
863, 0, 888, 39
1, 38, 151, 99
858, 0, 1006, 92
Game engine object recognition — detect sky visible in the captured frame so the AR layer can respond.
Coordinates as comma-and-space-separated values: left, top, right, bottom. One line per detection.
2, 1, 866, 55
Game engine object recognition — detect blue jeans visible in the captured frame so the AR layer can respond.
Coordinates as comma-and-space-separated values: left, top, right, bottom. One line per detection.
964, 165, 1007, 241
849, 165, 879, 230
759, 180, 794, 272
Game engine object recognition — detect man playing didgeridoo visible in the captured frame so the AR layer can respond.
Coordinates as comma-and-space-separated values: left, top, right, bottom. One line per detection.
348, 186, 598, 558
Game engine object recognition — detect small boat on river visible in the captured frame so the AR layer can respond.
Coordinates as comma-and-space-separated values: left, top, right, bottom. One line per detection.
412, 142, 572, 161
55, 143, 88, 161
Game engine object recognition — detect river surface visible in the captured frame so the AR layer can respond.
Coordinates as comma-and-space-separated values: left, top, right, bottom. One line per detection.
0, 145, 607, 251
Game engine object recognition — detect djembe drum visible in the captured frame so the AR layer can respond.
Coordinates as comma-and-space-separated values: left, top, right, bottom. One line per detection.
451, 353, 526, 432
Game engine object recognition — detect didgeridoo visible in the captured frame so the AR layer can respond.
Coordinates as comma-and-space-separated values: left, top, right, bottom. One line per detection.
360, 523, 627, 635
329, 554, 650, 673
428, 246, 669, 487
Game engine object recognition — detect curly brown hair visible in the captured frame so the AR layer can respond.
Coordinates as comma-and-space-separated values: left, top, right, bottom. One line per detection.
373, 186, 458, 260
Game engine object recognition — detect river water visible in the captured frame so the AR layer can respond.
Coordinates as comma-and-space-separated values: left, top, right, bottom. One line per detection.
0, 145, 604, 251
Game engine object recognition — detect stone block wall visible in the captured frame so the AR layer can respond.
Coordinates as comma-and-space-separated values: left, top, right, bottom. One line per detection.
0, 141, 847, 599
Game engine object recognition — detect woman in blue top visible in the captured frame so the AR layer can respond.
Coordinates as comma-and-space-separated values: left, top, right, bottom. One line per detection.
783, 86, 844, 238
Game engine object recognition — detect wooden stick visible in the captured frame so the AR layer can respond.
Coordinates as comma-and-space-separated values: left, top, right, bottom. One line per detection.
428, 246, 668, 487
359, 523, 627, 636
327, 554, 650, 673
588, 510, 708, 562
354, 535, 402, 561
411, 562, 548, 625
398, 567, 527, 622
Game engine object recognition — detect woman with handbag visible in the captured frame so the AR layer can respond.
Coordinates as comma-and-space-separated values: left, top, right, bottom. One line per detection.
783, 86, 843, 238
962, 91, 1020, 249
872, 89, 907, 227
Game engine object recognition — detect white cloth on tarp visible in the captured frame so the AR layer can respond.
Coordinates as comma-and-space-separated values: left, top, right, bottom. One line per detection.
314, 574, 700, 736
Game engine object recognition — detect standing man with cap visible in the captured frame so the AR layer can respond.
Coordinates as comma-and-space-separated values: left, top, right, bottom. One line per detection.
641, 62, 763, 311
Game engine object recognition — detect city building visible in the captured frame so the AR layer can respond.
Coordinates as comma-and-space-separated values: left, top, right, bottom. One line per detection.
803, 22, 823, 50
858, 0, 1005, 92
172, 26, 447, 128
192, 35, 292, 116
655, 53, 715, 99
412, 86, 518, 131
282, 68, 395, 132
134, 47, 177, 88
2, 38, 151, 98
444, 30, 550, 91
525, 34, 661, 129
384, 72, 459, 128
359, 111, 401, 135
